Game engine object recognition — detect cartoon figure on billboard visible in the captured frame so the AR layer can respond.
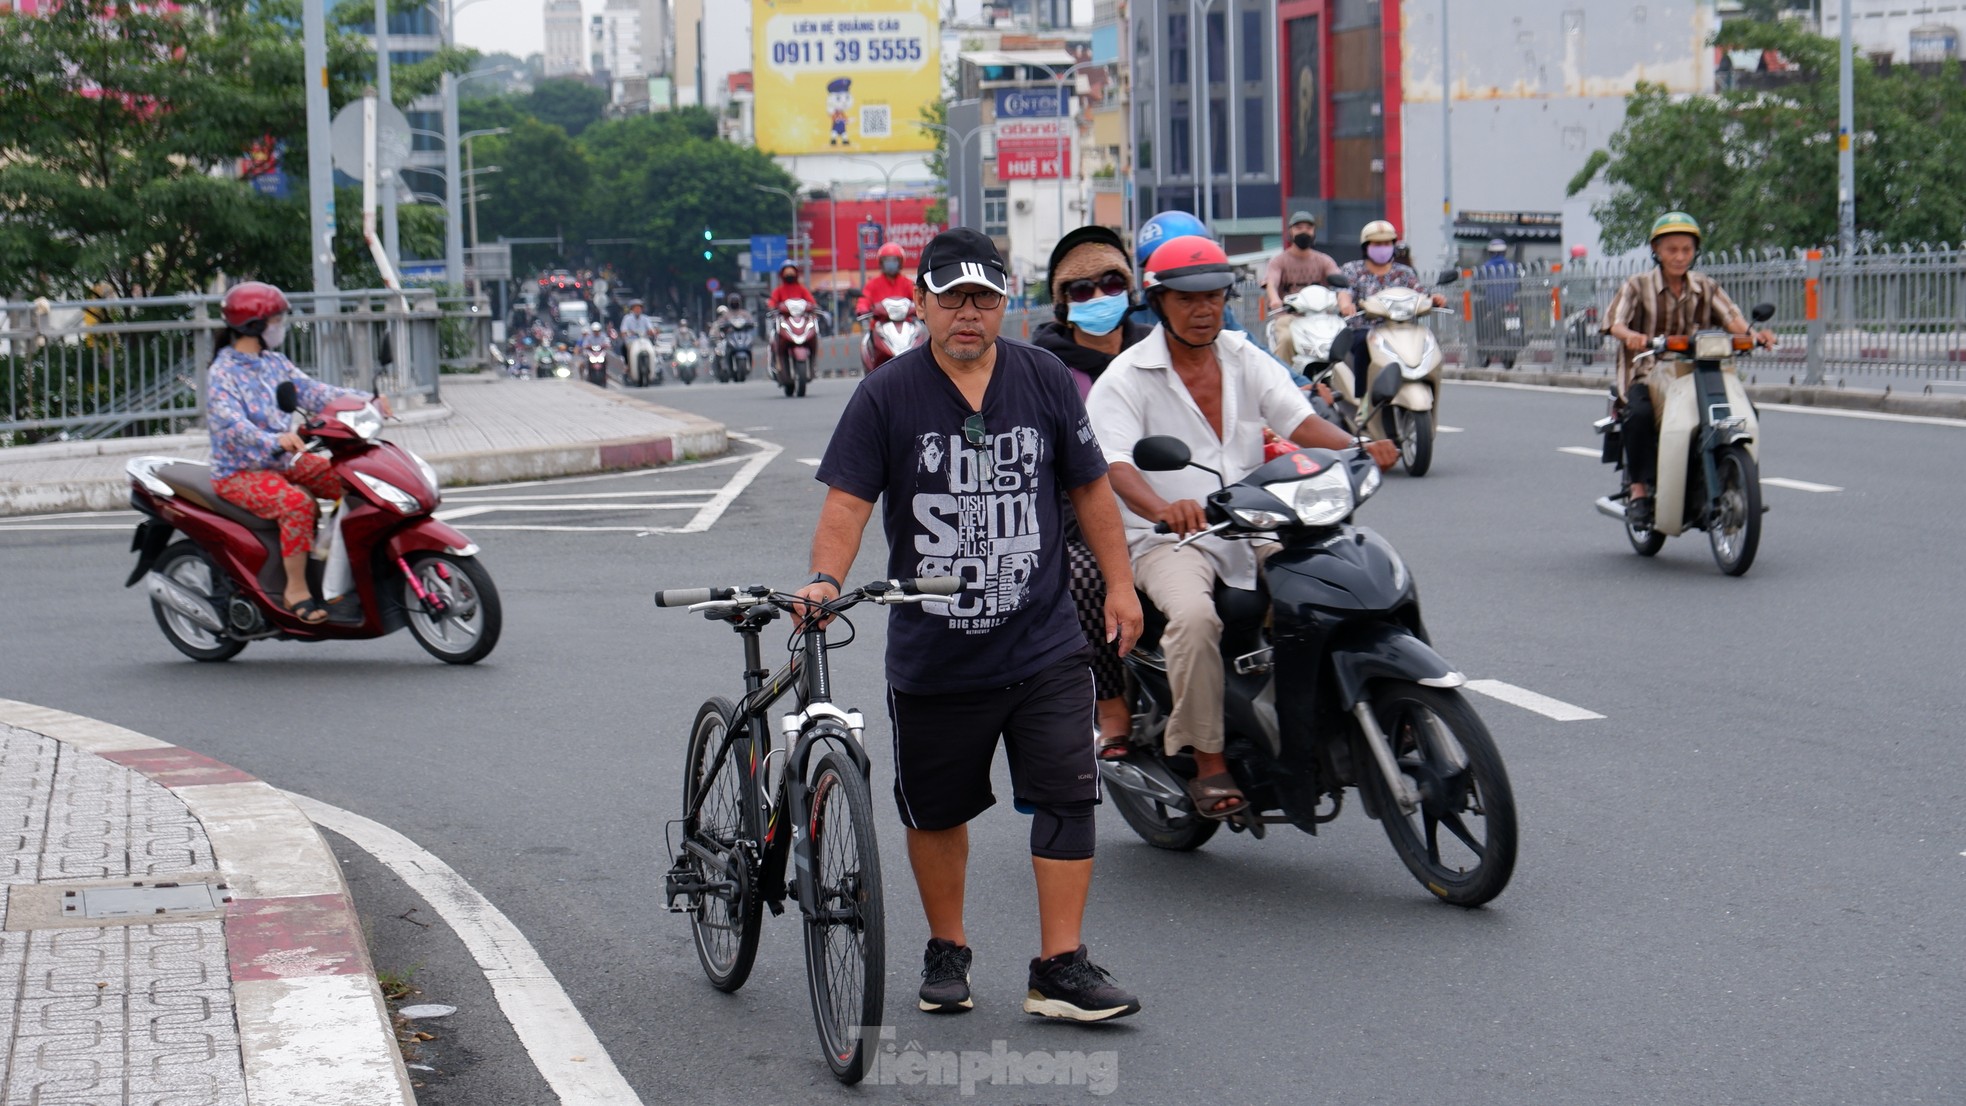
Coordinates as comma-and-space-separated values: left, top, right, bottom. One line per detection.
827, 77, 852, 146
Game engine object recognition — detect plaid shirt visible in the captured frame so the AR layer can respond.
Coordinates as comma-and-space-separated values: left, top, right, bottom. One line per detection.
1603, 268, 1743, 392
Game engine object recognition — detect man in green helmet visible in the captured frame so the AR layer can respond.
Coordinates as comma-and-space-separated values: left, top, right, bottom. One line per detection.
1602, 212, 1775, 526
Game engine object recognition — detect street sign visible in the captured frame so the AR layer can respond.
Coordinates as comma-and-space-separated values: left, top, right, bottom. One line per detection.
466, 244, 512, 281
399, 261, 448, 282
329, 100, 413, 178
707, 278, 721, 293
749, 234, 789, 275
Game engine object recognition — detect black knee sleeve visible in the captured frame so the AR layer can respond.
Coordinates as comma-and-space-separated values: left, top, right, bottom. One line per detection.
1029, 800, 1097, 861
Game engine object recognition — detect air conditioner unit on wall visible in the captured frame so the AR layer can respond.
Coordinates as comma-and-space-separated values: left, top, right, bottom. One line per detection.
1014, 199, 1032, 213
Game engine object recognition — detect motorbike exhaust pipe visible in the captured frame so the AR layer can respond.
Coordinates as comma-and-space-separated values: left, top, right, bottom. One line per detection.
1594, 496, 1629, 522
144, 572, 226, 634
1099, 757, 1191, 808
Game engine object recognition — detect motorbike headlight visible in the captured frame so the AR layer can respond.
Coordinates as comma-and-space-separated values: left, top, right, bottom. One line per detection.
405, 448, 440, 497
336, 404, 384, 441
1384, 302, 1416, 323
354, 471, 421, 513
1695, 332, 1734, 359
1230, 506, 1296, 530
1286, 467, 1356, 527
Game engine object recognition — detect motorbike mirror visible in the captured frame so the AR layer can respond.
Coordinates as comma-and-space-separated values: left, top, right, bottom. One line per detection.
1750, 302, 1776, 323
275, 381, 299, 413
377, 331, 395, 368
1323, 272, 1352, 289
1435, 269, 1460, 287
1132, 435, 1193, 472
371, 370, 386, 399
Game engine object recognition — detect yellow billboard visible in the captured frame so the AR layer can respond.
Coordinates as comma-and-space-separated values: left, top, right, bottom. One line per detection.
752, 0, 940, 155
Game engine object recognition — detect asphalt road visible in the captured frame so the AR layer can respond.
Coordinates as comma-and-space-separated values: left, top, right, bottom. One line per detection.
2, 371, 1960, 1105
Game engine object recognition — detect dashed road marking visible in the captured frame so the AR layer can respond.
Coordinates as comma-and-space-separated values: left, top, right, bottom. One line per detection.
797, 457, 821, 466
430, 435, 782, 535
1464, 679, 1605, 722
1760, 476, 1843, 493
1438, 425, 1465, 433
1558, 446, 1601, 458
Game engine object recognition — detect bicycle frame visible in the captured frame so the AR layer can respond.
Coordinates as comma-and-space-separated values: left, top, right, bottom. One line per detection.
686, 609, 870, 918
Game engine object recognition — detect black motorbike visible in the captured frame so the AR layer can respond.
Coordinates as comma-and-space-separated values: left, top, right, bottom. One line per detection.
1101, 436, 1517, 907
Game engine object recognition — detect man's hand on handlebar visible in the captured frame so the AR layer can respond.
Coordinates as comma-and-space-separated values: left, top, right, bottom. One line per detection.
1622, 331, 1650, 353
1363, 439, 1399, 470
791, 581, 840, 628
1154, 498, 1210, 535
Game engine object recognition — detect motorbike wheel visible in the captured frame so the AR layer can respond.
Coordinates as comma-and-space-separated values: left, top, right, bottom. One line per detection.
150, 542, 245, 662
1363, 684, 1516, 907
1105, 687, 1220, 851
1625, 497, 1666, 557
1394, 407, 1434, 477
402, 552, 502, 664
682, 697, 764, 992
680, 365, 695, 385
796, 362, 809, 397
1708, 444, 1762, 576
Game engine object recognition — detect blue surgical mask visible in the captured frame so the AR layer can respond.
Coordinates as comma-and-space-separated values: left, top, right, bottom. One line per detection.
1067, 293, 1128, 336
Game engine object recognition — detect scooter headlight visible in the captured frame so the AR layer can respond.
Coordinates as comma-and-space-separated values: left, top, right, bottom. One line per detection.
1230, 506, 1297, 530
1285, 466, 1356, 527
336, 404, 384, 441
354, 471, 421, 513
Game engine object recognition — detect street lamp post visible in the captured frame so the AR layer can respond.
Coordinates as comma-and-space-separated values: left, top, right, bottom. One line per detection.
912, 115, 989, 229
461, 127, 510, 294
836, 155, 930, 237
753, 184, 801, 268
1029, 61, 1097, 243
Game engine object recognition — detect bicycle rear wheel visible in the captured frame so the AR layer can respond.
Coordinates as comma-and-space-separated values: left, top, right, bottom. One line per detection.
801, 748, 886, 1084
683, 698, 763, 992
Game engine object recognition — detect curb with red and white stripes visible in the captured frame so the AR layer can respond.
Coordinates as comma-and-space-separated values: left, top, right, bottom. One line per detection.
0, 699, 415, 1106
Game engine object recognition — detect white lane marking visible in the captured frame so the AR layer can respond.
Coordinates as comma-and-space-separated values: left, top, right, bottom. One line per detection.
1558, 446, 1601, 457
450, 524, 676, 533
1449, 378, 1966, 428
0, 508, 138, 522
285, 793, 644, 1106
645, 432, 782, 534
434, 505, 501, 521
449, 452, 750, 493
442, 488, 721, 504
442, 502, 702, 513
1761, 476, 1843, 493
1437, 425, 1465, 433
0, 524, 133, 531
797, 457, 821, 466
1464, 679, 1605, 722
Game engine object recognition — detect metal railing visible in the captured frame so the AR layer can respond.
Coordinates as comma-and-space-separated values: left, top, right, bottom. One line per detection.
1, 290, 491, 446
1432, 245, 1966, 385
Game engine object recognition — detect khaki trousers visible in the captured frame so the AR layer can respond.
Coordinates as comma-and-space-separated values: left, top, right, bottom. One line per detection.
1134, 541, 1274, 755
1267, 315, 1297, 368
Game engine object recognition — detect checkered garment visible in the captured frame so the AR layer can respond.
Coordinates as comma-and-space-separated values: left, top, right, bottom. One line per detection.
1066, 536, 1128, 701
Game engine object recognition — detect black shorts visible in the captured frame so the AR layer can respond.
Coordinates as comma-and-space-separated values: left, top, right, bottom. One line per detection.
887, 657, 1100, 831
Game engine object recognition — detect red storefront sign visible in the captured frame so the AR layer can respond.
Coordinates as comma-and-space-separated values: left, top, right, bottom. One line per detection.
997, 147, 1070, 180
797, 197, 946, 273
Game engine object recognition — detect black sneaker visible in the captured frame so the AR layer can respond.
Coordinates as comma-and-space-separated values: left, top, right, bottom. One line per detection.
1024, 946, 1140, 1022
1627, 494, 1655, 530
919, 938, 973, 1013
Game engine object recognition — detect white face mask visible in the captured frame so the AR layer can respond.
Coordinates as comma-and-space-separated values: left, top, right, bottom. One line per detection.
261, 319, 289, 350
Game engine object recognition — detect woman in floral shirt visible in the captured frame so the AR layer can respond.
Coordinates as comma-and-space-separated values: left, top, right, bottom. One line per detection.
1332, 220, 1448, 384
208, 282, 385, 623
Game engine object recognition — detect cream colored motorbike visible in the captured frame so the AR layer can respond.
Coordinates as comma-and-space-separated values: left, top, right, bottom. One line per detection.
1593, 304, 1775, 576
1347, 274, 1458, 477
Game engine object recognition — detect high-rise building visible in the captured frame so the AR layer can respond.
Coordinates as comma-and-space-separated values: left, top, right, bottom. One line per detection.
543, 0, 585, 77
603, 0, 645, 107
640, 0, 671, 80
673, 0, 702, 106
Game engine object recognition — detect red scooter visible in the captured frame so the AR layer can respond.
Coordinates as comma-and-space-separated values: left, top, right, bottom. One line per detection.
124, 352, 501, 664
771, 298, 819, 398
859, 296, 924, 374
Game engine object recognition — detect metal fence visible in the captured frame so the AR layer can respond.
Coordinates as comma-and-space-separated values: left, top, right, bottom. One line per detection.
1, 290, 490, 446
1431, 245, 1966, 385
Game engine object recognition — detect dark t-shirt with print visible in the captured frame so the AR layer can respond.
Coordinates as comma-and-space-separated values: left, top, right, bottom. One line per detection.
816, 338, 1109, 695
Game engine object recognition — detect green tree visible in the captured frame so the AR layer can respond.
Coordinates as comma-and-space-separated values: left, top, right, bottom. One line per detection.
525, 78, 608, 137
920, 98, 949, 225
469, 117, 587, 271
1571, 21, 1966, 252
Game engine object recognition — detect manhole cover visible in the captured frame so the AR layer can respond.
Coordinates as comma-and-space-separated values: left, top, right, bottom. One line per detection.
65, 881, 225, 919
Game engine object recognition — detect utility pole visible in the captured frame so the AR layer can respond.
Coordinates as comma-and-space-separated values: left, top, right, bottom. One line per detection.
374, 0, 400, 265
303, 0, 336, 302
1836, 0, 1855, 255
1440, 0, 1454, 269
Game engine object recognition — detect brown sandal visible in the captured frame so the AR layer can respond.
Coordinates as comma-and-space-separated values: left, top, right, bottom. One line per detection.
1185, 772, 1249, 819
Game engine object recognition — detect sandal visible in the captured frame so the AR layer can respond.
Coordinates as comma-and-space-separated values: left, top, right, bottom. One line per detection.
1185, 772, 1249, 820
284, 597, 329, 625
1096, 733, 1132, 761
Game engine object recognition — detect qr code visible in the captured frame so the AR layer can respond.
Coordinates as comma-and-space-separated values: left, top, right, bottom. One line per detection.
860, 105, 891, 138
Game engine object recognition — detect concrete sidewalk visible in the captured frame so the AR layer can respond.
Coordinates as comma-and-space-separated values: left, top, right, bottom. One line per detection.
0, 699, 413, 1105
0, 377, 728, 517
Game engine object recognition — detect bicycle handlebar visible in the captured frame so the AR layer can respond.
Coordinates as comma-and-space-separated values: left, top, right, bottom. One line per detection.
655, 586, 735, 607
654, 577, 963, 612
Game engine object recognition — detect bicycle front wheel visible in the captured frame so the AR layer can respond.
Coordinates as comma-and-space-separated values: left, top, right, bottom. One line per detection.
683, 698, 763, 992
801, 749, 886, 1084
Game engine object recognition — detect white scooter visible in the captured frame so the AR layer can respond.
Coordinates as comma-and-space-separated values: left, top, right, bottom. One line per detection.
627, 334, 658, 387
1273, 276, 1357, 431
1351, 271, 1458, 477
1593, 304, 1775, 576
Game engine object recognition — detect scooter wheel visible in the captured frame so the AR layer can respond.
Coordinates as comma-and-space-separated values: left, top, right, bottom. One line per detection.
149, 542, 245, 662
1364, 683, 1516, 907
402, 553, 502, 664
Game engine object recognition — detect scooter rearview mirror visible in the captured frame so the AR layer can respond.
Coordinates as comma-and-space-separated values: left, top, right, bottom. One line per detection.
275, 381, 299, 413
1435, 269, 1460, 287
1132, 435, 1193, 472
1324, 272, 1352, 289
1750, 302, 1776, 323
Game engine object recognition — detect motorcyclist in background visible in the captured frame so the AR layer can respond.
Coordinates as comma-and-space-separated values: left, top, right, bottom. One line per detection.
1472, 238, 1522, 366
1332, 219, 1447, 384
855, 242, 915, 317
768, 261, 817, 314
1601, 211, 1775, 528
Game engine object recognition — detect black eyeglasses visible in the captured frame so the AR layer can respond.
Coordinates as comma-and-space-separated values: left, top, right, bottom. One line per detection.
932, 288, 1005, 311
962, 413, 987, 447
1061, 271, 1130, 302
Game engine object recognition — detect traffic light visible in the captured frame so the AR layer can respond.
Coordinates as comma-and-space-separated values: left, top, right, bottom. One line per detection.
703, 227, 713, 261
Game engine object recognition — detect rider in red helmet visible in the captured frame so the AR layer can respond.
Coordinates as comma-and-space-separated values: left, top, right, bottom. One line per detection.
855, 242, 916, 317
1083, 233, 1395, 818
207, 282, 390, 624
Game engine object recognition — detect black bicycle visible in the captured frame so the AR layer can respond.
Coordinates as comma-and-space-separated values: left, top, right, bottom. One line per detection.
657, 576, 959, 1083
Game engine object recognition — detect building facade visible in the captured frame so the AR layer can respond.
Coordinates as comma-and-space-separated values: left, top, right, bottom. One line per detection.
958, 48, 1091, 288
543, 0, 585, 76
1129, 0, 1284, 253
1822, 0, 1964, 62
602, 0, 647, 109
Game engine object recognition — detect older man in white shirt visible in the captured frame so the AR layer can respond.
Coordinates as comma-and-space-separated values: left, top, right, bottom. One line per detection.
1085, 234, 1396, 818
